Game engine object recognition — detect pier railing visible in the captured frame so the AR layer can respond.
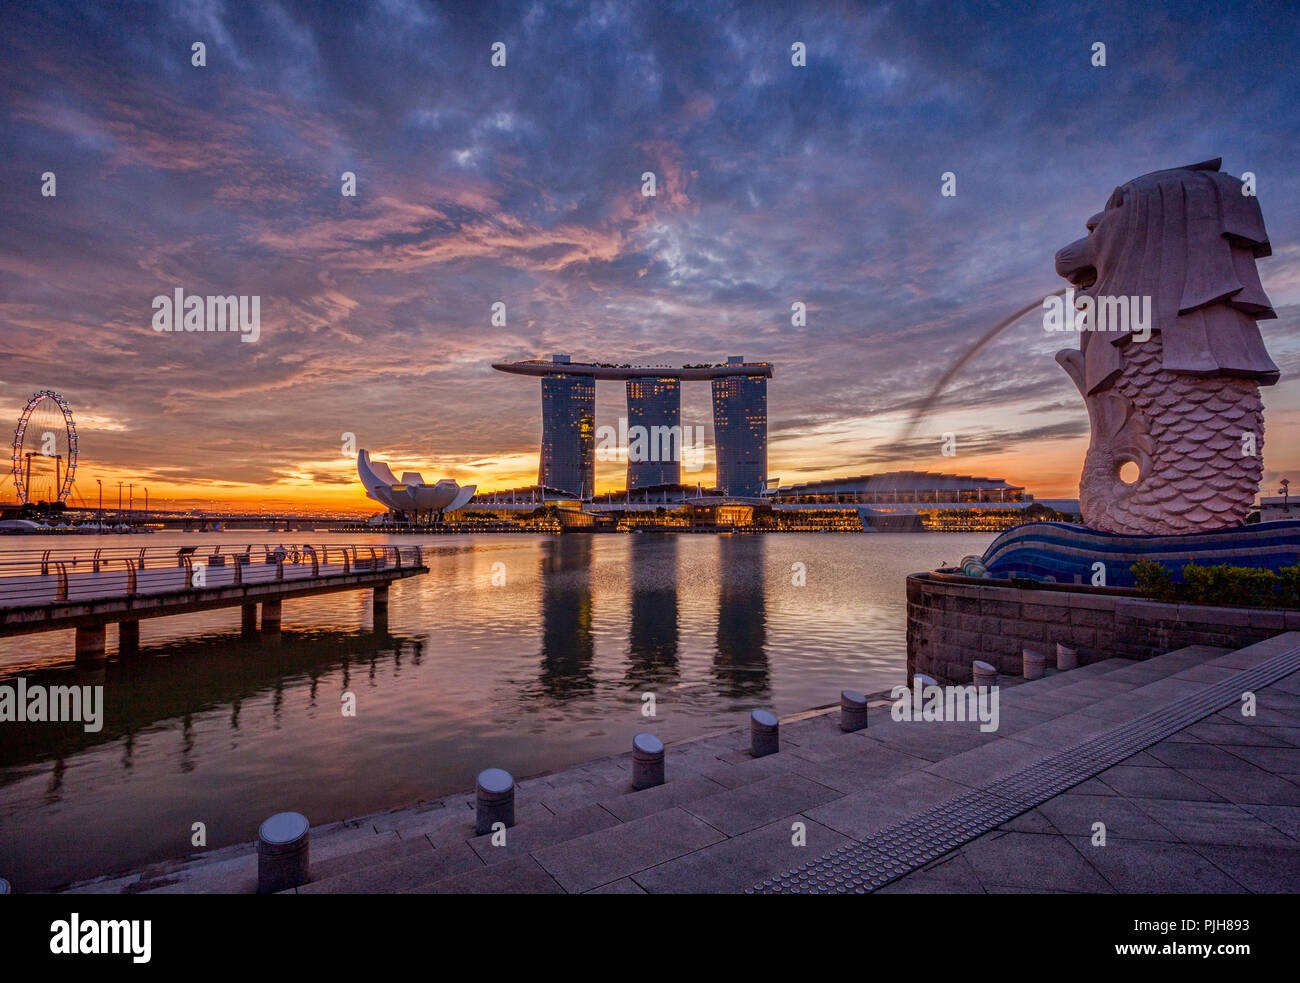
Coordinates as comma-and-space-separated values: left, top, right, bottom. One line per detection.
0, 543, 425, 608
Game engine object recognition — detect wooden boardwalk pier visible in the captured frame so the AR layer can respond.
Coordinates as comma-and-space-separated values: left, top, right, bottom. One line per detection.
0, 543, 428, 661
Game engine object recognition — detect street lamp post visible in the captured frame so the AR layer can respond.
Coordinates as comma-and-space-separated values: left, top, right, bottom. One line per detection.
97, 479, 102, 526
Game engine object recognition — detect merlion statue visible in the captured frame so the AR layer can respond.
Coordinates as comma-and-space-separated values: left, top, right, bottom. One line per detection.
1054, 158, 1278, 535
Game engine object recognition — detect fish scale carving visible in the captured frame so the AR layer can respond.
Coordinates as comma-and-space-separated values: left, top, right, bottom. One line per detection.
1078, 336, 1262, 534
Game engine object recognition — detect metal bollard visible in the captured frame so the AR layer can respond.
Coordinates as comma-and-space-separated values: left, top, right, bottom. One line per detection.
1022, 648, 1047, 681
632, 733, 665, 789
839, 689, 869, 732
476, 768, 515, 835
1056, 643, 1078, 671
257, 812, 310, 894
972, 660, 998, 689
750, 709, 779, 757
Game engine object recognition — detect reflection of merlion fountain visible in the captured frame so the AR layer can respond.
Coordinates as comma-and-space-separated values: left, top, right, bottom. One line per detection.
1053, 158, 1278, 535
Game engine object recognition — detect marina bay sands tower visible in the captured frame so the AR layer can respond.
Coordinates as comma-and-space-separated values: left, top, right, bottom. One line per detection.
625, 375, 681, 489
492, 355, 773, 499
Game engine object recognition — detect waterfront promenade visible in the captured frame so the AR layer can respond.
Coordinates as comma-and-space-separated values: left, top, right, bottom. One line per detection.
61, 634, 1300, 894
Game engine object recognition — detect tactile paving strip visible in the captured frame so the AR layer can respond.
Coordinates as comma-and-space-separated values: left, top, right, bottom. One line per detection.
751, 646, 1300, 894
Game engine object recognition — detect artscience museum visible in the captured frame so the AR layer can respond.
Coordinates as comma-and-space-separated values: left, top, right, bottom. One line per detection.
357, 450, 476, 519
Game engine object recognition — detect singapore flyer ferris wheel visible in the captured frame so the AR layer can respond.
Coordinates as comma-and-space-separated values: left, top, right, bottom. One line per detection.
11, 390, 79, 505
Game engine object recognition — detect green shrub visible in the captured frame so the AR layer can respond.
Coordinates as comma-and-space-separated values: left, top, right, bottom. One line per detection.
1181, 563, 1278, 607
1131, 559, 1175, 602
1131, 559, 1298, 609
1276, 564, 1300, 608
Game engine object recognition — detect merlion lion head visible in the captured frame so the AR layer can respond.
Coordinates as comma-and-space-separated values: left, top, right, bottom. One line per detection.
1053, 159, 1280, 536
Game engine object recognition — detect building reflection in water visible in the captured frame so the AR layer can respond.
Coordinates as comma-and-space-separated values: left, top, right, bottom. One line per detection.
626, 535, 680, 688
0, 630, 424, 774
537, 536, 595, 699
713, 535, 770, 698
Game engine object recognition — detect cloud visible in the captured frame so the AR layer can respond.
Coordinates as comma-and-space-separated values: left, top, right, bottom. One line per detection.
1, 0, 1297, 507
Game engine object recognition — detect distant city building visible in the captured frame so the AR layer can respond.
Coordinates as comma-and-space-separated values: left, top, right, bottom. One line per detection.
493, 354, 774, 499
462, 470, 1040, 534
765, 472, 1026, 505
356, 450, 475, 517
625, 376, 682, 489
488, 357, 1035, 513
539, 360, 596, 499
1259, 496, 1297, 522
712, 356, 768, 498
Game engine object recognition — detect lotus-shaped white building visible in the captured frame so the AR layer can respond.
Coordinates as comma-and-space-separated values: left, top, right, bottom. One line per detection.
357, 450, 476, 518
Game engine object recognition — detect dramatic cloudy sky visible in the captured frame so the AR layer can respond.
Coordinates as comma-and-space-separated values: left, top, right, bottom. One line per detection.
2, 0, 1298, 510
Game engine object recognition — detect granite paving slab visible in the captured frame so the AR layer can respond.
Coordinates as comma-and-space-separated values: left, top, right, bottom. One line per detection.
1176, 765, 1300, 806
681, 773, 842, 836
585, 877, 646, 894
1093, 765, 1226, 803
415, 855, 565, 894
467, 803, 621, 865
1063, 836, 1245, 893
631, 815, 850, 894
1128, 798, 1297, 848
1222, 744, 1300, 774
296, 842, 481, 893
779, 741, 929, 793
924, 737, 1050, 787
1184, 841, 1300, 893
957, 832, 1114, 893
801, 770, 972, 841
1034, 792, 1182, 843
876, 853, 985, 894
596, 773, 730, 822
531, 807, 725, 893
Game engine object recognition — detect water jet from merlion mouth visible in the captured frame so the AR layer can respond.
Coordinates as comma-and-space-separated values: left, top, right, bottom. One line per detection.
896, 291, 1065, 447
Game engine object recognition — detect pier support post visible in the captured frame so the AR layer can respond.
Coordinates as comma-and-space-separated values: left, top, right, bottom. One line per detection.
476, 768, 515, 835
257, 812, 310, 894
372, 583, 389, 633
632, 733, 665, 789
241, 604, 258, 638
118, 620, 140, 657
840, 689, 869, 732
261, 599, 282, 643
75, 625, 106, 664
750, 709, 779, 757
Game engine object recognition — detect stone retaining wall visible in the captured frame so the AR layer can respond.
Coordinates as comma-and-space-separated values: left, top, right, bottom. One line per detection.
906, 571, 1300, 683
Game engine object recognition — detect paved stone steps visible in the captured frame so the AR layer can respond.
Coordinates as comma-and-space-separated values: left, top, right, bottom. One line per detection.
293, 640, 1278, 894
61, 636, 1293, 894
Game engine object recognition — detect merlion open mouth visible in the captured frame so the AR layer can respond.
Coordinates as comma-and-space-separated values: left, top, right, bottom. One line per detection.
1067, 265, 1097, 289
